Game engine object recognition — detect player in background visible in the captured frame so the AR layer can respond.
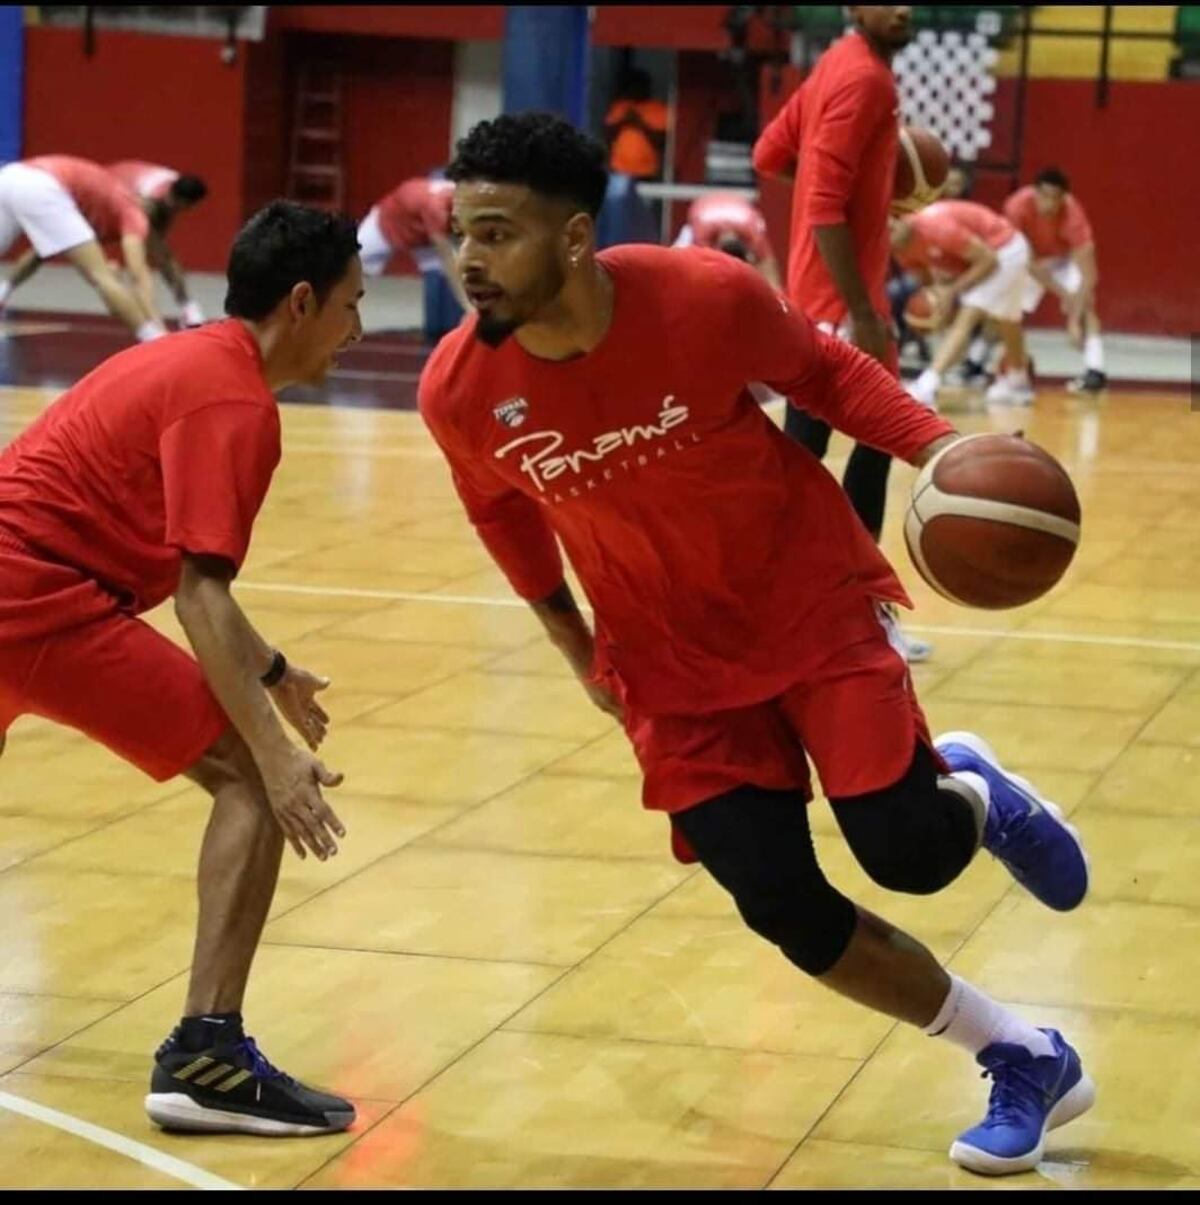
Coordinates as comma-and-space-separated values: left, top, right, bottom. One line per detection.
891, 200, 1033, 408
0, 201, 360, 1136
420, 112, 1093, 1176
753, 6, 931, 662
1005, 168, 1106, 395
0, 153, 165, 341
673, 191, 782, 287
108, 160, 210, 328
357, 174, 470, 311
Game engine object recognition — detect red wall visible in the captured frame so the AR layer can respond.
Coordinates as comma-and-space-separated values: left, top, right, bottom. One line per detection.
757, 70, 1200, 335
594, 7, 730, 50
1000, 79, 1199, 335
282, 33, 454, 273
242, 37, 288, 232
20, 25, 454, 275
270, 6, 742, 50
22, 26, 247, 271
270, 6, 504, 42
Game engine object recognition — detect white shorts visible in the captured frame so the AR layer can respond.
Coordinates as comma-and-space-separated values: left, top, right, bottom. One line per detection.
960, 232, 1030, 323
357, 206, 443, 278
1021, 256, 1083, 313
0, 162, 96, 258
356, 207, 393, 277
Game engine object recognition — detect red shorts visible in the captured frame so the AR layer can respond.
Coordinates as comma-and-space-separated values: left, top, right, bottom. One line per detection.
0, 555, 228, 782
619, 596, 941, 860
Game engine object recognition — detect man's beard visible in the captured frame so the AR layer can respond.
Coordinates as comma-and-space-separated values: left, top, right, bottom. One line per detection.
474, 313, 521, 348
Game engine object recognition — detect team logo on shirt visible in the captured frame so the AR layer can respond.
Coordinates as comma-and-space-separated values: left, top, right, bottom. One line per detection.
493, 397, 530, 428
494, 395, 698, 495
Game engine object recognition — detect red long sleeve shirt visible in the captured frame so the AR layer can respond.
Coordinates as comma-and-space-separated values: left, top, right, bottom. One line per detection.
419, 246, 952, 716
752, 31, 899, 326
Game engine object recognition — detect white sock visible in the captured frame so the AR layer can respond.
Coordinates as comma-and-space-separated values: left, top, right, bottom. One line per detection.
967, 336, 990, 365
1084, 334, 1105, 373
1006, 367, 1030, 387
0, 279, 10, 307
925, 975, 1056, 1059
136, 320, 167, 342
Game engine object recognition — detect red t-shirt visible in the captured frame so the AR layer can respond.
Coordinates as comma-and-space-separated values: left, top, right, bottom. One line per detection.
895, 200, 1016, 277
418, 246, 952, 716
26, 155, 150, 244
107, 159, 179, 202
376, 178, 454, 252
752, 31, 898, 325
1003, 185, 1093, 260
686, 194, 773, 262
0, 321, 281, 642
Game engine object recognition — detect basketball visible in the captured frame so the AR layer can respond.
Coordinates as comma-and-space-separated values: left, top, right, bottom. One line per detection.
905, 434, 1082, 609
904, 286, 944, 331
894, 125, 950, 212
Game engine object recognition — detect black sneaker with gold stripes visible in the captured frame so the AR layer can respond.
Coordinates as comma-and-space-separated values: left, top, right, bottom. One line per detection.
145, 1021, 355, 1136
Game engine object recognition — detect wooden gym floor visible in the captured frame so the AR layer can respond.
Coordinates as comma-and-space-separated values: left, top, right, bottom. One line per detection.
0, 316, 1198, 1188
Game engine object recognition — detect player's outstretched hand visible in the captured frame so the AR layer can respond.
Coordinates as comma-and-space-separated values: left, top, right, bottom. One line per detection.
263, 747, 346, 862
270, 664, 331, 751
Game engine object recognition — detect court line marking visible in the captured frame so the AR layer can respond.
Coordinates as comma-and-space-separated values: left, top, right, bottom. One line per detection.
234, 581, 1200, 654
0, 1087, 242, 1190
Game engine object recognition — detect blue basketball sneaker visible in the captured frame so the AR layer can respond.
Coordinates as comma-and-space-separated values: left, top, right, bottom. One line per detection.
935, 731, 1089, 911
951, 1029, 1095, 1175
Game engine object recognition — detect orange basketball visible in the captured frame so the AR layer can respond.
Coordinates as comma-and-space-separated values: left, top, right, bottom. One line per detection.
894, 125, 950, 212
904, 287, 943, 331
905, 434, 1082, 609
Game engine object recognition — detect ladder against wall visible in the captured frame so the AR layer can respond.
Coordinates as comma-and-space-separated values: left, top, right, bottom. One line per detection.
287, 61, 345, 211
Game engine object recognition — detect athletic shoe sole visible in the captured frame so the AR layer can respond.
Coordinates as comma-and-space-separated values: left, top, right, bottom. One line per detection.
948, 1072, 1096, 1175
145, 1091, 354, 1137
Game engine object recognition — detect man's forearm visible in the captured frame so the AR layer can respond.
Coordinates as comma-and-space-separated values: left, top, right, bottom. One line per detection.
530, 582, 594, 676
175, 569, 291, 764
160, 253, 189, 306
1029, 260, 1062, 295
131, 268, 161, 323
947, 255, 997, 298
813, 223, 874, 318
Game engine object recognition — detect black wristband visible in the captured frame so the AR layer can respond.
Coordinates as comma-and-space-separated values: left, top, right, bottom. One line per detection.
260, 649, 287, 688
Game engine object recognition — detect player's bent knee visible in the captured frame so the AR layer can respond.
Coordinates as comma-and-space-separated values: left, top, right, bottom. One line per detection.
853, 847, 952, 895
735, 884, 857, 976
838, 803, 972, 895
186, 726, 261, 796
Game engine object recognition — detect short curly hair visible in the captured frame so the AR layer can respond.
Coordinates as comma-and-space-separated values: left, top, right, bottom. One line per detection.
447, 111, 609, 219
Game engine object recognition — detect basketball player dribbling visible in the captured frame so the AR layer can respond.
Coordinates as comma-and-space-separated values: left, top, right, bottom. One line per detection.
418, 112, 1095, 1175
